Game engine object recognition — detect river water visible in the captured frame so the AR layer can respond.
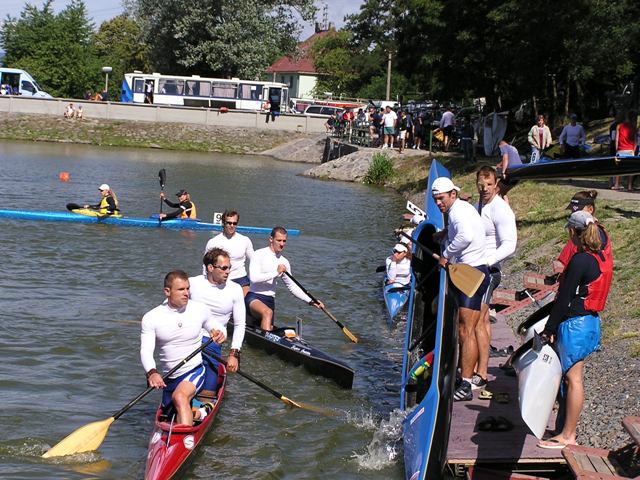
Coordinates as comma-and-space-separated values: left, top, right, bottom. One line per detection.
0, 141, 410, 479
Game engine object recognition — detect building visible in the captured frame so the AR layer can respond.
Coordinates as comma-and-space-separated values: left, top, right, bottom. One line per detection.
266, 24, 335, 100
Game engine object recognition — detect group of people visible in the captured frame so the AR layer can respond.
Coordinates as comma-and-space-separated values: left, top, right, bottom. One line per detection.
63, 103, 83, 119
139, 208, 324, 426
0, 83, 19, 95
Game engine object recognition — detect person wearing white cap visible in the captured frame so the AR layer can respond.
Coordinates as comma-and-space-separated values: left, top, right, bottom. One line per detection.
431, 176, 489, 401
159, 189, 197, 221
66, 183, 119, 215
385, 243, 411, 286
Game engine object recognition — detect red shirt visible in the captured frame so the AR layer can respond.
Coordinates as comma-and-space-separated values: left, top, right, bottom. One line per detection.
617, 122, 637, 152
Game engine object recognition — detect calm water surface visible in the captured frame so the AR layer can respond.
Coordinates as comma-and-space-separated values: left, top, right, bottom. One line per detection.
0, 141, 409, 479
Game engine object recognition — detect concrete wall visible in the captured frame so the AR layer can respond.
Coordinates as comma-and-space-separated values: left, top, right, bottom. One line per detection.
0, 95, 327, 133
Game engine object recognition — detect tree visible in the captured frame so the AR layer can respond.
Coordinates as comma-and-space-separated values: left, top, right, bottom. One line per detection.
1, 0, 100, 98
131, 0, 316, 79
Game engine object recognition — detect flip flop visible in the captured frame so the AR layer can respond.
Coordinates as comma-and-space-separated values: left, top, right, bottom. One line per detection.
537, 438, 567, 449
495, 392, 510, 404
477, 416, 496, 431
493, 416, 513, 432
478, 390, 493, 400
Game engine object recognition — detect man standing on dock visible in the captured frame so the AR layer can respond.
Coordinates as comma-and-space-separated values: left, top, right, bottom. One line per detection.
472, 167, 517, 391
246, 227, 324, 331
432, 177, 489, 401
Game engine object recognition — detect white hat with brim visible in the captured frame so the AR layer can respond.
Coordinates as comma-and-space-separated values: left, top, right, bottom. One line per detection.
393, 243, 408, 253
431, 177, 460, 195
98, 184, 110, 191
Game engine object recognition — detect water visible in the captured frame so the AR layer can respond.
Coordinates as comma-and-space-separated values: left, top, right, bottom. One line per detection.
0, 141, 409, 479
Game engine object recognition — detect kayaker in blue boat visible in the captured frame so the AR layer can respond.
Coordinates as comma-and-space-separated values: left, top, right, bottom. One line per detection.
385, 243, 411, 286
159, 189, 197, 220
140, 270, 226, 426
66, 183, 119, 215
473, 166, 517, 391
190, 247, 246, 402
432, 177, 489, 402
537, 211, 613, 449
247, 226, 324, 331
204, 210, 254, 296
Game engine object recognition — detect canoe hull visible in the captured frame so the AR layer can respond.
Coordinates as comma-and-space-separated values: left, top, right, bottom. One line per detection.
0, 209, 299, 235
144, 364, 227, 480
506, 155, 640, 181
383, 279, 410, 323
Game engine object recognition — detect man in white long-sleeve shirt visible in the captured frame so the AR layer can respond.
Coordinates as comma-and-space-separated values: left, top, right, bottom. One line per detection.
190, 247, 245, 402
247, 226, 324, 330
432, 177, 489, 401
140, 270, 226, 426
204, 210, 254, 296
472, 167, 517, 391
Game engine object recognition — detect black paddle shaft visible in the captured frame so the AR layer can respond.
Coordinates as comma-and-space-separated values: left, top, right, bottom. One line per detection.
158, 169, 166, 216
111, 338, 213, 421
210, 352, 283, 400
399, 231, 440, 260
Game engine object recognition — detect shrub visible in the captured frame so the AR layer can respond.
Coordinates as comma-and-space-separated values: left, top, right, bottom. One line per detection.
363, 153, 394, 185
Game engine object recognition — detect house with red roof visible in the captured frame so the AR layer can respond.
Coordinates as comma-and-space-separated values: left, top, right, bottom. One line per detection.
266, 25, 336, 100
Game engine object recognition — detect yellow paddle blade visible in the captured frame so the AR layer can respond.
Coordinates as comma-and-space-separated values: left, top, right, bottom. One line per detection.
342, 327, 358, 343
42, 417, 114, 458
447, 263, 484, 298
280, 396, 341, 417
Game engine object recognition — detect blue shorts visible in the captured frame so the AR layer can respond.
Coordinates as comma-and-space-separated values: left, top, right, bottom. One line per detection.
245, 291, 275, 312
162, 364, 206, 408
556, 314, 600, 374
200, 336, 221, 392
481, 268, 502, 305
232, 275, 250, 287
456, 265, 490, 311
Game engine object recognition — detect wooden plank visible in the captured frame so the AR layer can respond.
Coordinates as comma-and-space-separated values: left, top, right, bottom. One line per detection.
587, 453, 616, 474
621, 416, 640, 446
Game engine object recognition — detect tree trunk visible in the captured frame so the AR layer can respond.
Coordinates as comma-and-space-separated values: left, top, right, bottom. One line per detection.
550, 74, 557, 128
532, 95, 538, 119
576, 79, 586, 121
563, 71, 571, 121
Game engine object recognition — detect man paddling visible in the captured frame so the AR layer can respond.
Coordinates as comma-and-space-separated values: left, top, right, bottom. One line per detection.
190, 248, 246, 402
247, 226, 324, 331
204, 210, 254, 296
473, 167, 517, 391
140, 270, 226, 426
432, 177, 489, 401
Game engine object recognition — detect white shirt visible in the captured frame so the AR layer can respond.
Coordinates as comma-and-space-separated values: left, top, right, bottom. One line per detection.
140, 300, 225, 379
204, 232, 254, 280
442, 199, 486, 267
477, 195, 517, 269
386, 256, 411, 285
559, 123, 586, 147
383, 110, 397, 127
249, 246, 312, 303
189, 274, 246, 350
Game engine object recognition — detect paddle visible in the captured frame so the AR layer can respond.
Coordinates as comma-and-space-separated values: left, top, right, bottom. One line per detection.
209, 353, 338, 417
398, 231, 485, 298
158, 168, 166, 225
283, 271, 358, 343
42, 338, 215, 458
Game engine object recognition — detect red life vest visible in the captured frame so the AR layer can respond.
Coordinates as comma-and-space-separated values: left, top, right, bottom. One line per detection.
583, 236, 613, 312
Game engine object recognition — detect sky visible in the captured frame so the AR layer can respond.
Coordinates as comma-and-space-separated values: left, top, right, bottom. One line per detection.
0, 0, 363, 39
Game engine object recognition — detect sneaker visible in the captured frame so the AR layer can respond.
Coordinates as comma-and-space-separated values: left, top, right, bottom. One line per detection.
470, 374, 488, 390
453, 380, 473, 401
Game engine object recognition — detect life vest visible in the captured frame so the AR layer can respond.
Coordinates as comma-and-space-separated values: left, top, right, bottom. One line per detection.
181, 200, 197, 219
583, 237, 613, 312
98, 194, 119, 215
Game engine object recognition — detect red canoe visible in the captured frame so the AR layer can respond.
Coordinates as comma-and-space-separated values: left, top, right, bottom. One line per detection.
144, 363, 226, 480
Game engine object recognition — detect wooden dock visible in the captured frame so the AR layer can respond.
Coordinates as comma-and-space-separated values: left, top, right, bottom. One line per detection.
446, 313, 567, 478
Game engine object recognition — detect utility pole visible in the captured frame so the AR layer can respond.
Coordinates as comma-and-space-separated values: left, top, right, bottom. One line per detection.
386, 51, 392, 101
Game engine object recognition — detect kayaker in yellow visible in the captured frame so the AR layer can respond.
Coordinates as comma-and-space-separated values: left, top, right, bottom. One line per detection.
159, 189, 197, 220
66, 183, 119, 215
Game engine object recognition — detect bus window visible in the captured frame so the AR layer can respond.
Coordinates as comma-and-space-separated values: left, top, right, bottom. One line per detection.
133, 78, 145, 93
158, 79, 184, 95
21, 80, 36, 94
185, 80, 211, 97
211, 82, 237, 98
239, 84, 264, 100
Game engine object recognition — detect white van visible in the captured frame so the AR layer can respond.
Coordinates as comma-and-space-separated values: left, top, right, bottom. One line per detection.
0, 68, 53, 98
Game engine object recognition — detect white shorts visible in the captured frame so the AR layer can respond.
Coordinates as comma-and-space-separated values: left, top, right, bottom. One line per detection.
399, 131, 406, 140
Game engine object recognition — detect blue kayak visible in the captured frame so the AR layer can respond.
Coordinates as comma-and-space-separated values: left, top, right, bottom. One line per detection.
383, 278, 410, 324
0, 209, 300, 236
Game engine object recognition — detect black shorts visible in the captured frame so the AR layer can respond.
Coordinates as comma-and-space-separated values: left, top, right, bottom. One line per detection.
455, 264, 490, 311
442, 125, 454, 137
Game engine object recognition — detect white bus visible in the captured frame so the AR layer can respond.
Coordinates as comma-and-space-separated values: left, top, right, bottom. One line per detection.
120, 72, 288, 112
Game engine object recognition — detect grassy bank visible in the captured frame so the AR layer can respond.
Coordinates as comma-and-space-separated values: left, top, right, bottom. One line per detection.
385, 152, 640, 357
0, 112, 310, 154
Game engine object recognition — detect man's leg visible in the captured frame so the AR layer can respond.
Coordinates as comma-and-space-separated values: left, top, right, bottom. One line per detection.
475, 303, 491, 380
249, 299, 274, 331
172, 380, 197, 426
458, 307, 481, 380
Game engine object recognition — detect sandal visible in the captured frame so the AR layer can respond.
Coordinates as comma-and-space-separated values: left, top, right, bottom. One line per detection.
477, 416, 496, 431
493, 416, 513, 432
537, 438, 568, 449
478, 389, 493, 400
495, 392, 510, 404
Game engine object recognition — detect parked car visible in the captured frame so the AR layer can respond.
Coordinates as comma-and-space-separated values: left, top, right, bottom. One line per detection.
303, 105, 344, 117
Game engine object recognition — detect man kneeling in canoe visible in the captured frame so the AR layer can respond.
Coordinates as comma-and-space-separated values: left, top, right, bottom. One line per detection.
140, 270, 226, 426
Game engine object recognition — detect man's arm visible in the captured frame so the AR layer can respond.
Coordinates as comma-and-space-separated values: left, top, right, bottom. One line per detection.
140, 316, 161, 387
442, 215, 474, 260
487, 206, 517, 266
280, 265, 314, 304
248, 250, 279, 283
230, 288, 246, 350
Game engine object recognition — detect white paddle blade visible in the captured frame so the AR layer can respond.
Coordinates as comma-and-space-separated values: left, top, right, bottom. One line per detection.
42, 417, 115, 458
447, 263, 484, 298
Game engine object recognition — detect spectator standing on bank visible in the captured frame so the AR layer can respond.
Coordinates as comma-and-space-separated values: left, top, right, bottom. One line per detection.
381, 105, 398, 149
439, 107, 455, 152
612, 110, 638, 190
461, 116, 476, 162
398, 110, 409, 153
413, 115, 425, 150
527, 114, 553, 163
559, 114, 587, 158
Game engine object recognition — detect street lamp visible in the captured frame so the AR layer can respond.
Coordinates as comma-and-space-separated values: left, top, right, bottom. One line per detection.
101, 66, 112, 98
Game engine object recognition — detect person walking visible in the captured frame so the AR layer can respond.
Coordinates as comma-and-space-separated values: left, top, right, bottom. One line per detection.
527, 115, 552, 163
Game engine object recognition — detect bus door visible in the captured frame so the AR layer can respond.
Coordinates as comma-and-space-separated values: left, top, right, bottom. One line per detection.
131, 77, 146, 103
267, 87, 282, 112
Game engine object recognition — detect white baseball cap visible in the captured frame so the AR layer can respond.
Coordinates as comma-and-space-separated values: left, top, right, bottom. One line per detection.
393, 243, 408, 253
98, 184, 110, 191
431, 177, 460, 195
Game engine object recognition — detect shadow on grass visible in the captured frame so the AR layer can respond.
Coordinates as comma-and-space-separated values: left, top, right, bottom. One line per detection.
516, 214, 566, 227
603, 205, 640, 219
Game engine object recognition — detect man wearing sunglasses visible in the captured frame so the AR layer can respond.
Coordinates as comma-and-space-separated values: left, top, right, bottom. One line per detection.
204, 210, 254, 296
189, 248, 246, 403
247, 226, 324, 331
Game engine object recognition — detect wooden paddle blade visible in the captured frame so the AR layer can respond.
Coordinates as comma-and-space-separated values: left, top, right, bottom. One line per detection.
342, 326, 359, 343
280, 396, 341, 417
42, 417, 114, 458
447, 263, 485, 298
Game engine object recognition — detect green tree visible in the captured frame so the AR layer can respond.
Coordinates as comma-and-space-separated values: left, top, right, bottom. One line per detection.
1, 0, 100, 98
131, 0, 316, 79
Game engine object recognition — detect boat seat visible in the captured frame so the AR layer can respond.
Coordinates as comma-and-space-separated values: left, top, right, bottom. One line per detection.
562, 443, 640, 479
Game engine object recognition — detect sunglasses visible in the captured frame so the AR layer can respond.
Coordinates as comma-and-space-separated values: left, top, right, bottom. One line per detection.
213, 265, 231, 271
393, 249, 405, 254
225, 221, 238, 225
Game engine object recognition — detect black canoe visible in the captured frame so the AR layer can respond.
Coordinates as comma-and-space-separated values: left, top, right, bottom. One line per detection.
505, 154, 640, 181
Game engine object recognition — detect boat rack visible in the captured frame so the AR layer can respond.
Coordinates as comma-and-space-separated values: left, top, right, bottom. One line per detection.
491, 270, 559, 319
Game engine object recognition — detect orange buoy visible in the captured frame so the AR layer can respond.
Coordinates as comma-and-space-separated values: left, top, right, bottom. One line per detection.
59, 172, 70, 182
